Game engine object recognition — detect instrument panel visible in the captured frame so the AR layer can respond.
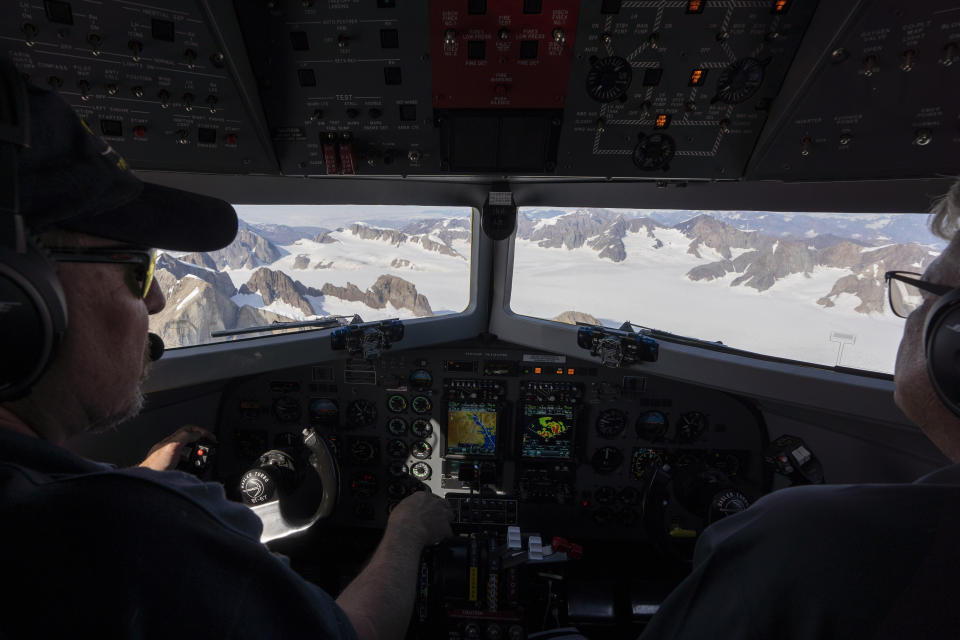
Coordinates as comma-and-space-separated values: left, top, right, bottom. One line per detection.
3, 0, 957, 180
217, 341, 769, 543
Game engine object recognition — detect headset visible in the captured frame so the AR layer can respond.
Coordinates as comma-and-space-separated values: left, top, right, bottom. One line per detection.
0, 57, 68, 401
924, 287, 960, 419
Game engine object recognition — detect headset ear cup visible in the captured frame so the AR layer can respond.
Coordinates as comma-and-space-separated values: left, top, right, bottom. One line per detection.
924, 289, 960, 418
0, 241, 66, 400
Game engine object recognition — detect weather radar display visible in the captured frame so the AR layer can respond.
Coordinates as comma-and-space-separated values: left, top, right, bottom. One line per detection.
521, 403, 575, 459
446, 401, 498, 456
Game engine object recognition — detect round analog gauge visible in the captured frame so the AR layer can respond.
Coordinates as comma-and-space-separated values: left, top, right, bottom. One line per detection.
411, 461, 432, 481
632, 133, 676, 172
350, 439, 377, 463
596, 409, 627, 438
715, 57, 765, 104
387, 417, 408, 436
591, 446, 623, 473
388, 461, 408, 477
586, 56, 632, 102
387, 394, 408, 413
594, 486, 616, 504
350, 471, 378, 498
636, 411, 668, 441
272, 397, 301, 423
346, 399, 377, 429
409, 369, 433, 390
410, 440, 433, 459
619, 486, 640, 505
411, 418, 433, 438
712, 452, 741, 476
631, 448, 664, 481
709, 490, 751, 522
387, 481, 407, 499
677, 412, 709, 443
309, 398, 339, 426
411, 395, 432, 414
386, 439, 409, 459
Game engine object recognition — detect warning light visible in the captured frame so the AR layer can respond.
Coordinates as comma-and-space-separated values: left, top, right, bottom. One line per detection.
686, 0, 706, 13
689, 68, 707, 86
567, 368, 575, 375
654, 114, 671, 129
534, 367, 542, 375
556, 368, 564, 375
772, 0, 790, 13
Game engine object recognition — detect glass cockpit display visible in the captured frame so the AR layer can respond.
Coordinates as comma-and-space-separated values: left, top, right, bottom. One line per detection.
446, 401, 499, 457
521, 403, 575, 459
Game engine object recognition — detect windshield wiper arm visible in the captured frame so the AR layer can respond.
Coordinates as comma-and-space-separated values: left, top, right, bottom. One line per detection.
211, 315, 360, 338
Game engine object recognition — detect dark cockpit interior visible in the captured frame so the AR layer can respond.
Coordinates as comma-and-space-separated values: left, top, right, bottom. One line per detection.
3, 0, 959, 637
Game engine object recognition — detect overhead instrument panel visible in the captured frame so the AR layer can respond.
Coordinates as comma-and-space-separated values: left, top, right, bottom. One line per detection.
235, 0, 435, 176
8, 1, 955, 181
748, 0, 960, 180
431, 0, 579, 172
557, 0, 819, 179
1, 0, 277, 173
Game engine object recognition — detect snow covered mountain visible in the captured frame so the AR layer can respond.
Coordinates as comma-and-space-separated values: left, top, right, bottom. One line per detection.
151, 216, 471, 348
150, 207, 938, 373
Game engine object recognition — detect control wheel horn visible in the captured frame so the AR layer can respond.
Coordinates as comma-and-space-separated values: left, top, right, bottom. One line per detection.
239, 428, 339, 543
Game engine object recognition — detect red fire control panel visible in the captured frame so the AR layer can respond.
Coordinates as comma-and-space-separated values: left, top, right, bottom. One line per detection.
431, 0, 580, 109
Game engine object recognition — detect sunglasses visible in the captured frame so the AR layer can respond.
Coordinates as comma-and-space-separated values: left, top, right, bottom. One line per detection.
884, 270, 953, 319
48, 246, 158, 299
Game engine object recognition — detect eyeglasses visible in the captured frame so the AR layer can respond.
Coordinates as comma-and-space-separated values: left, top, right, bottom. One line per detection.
49, 246, 157, 299
884, 270, 952, 318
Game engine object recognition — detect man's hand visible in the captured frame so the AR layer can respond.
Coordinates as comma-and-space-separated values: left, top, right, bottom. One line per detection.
386, 490, 455, 547
138, 425, 216, 471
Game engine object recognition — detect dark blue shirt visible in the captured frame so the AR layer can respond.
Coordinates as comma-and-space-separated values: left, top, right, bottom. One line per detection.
0, 429, 357, 639
640, 467, 960, 639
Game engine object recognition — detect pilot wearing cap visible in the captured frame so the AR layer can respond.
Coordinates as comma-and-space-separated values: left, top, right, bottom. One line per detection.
0, 79, 452, 639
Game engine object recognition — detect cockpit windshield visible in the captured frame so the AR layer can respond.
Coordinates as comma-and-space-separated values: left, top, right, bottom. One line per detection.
510, 208, 943, 375
149, 206, 474, 348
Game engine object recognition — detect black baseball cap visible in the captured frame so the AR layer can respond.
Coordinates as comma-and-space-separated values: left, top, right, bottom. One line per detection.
17, 84, 237, 252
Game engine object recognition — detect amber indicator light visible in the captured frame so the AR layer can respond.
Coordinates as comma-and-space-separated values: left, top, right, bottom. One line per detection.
686, 0, 706, 13
772, 0, 791, 13
689, 68, 707, 86
655, 114, 671, 129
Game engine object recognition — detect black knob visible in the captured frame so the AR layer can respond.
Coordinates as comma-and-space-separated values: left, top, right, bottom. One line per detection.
240, 467, 279, 505
239, 450, 298, 505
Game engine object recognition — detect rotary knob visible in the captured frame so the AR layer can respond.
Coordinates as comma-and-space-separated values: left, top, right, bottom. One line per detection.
239, 450, 298, 506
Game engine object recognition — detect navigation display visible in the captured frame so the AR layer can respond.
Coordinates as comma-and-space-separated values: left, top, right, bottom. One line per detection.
521, 403, 575, 459
446, 401, 499, 457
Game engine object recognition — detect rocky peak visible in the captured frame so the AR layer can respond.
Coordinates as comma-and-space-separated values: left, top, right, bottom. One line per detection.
676, 214, 765, 260
155, 253, 237, 299
552, 310, 601, 326
178, 252, 218, 270
350, 223, 408, 246
242, 267, 321, 316
320, 274, 433, 317
208, 227, 283, 269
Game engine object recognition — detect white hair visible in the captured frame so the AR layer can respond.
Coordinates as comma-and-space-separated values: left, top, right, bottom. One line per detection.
929, 179, 960, 241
